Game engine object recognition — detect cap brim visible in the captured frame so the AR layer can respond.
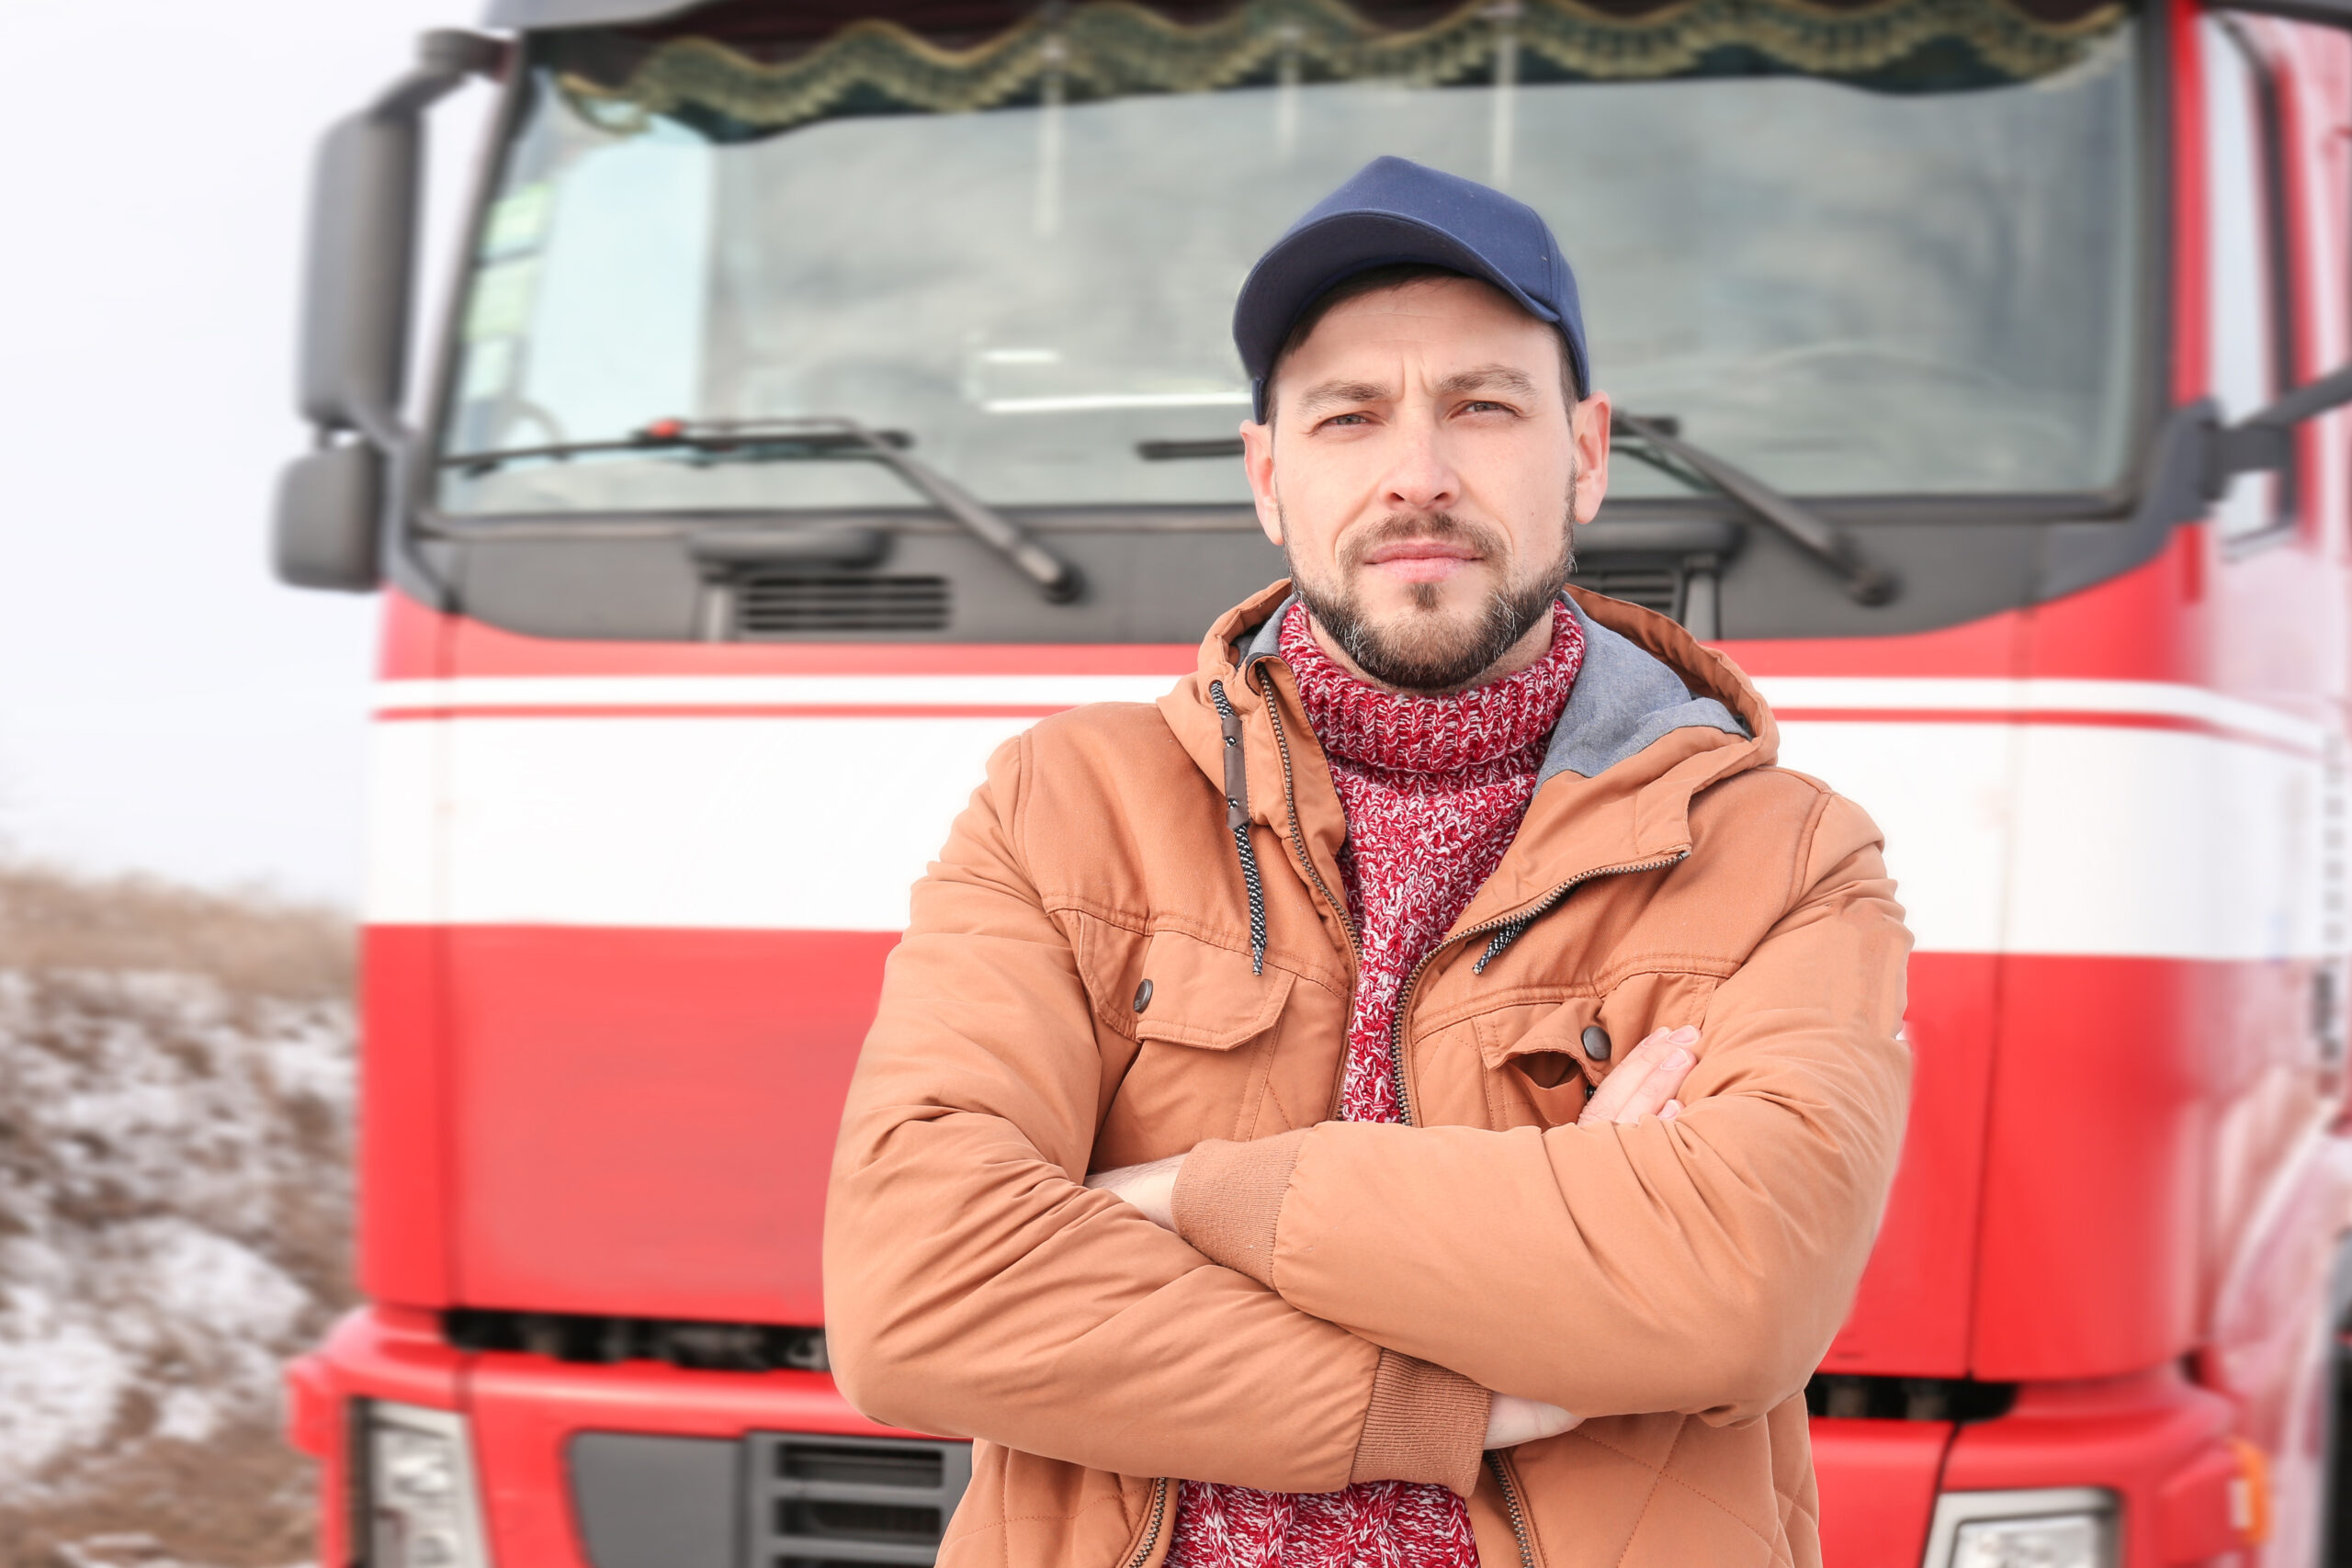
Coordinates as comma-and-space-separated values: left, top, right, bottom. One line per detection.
1234, 210, 1564, 420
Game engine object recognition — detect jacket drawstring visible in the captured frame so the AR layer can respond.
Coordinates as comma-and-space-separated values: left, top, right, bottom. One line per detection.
1207, 680, 1268, 975
1474, 917, 1533, 975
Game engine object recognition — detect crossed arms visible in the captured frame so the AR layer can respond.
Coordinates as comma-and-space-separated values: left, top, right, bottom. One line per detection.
1084, 1024, 1702, 1454
821, 738, 1911, 1496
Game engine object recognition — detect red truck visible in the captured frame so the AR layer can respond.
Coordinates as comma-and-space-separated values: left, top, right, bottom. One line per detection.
274, 0, 2352, 1562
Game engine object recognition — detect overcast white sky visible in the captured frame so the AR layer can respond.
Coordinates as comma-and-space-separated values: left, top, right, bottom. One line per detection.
1, 0, 491, 903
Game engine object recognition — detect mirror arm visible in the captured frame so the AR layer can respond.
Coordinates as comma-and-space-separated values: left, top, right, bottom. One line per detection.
369, 30, 506, 123
2239, 360, 2352, 427
2202, 360, 2352, 497
2217, 0, 2352, 24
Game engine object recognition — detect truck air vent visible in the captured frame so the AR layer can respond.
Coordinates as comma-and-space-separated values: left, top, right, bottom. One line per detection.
737, 574, 951, 636
443, 1307, 826, 1372
1804, 1373, 2018, 1423
748, 1432, 974, 1568
1568, 564, 1681, 618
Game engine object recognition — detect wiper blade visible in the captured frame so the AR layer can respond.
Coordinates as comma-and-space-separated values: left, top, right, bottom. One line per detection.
441, 420, 914, 475
1134, 423, 1896, 604
1138, 437, 1245, 460
802, 418, 1080, 603
1612, 413, 1896, 606
443, 417, 1080, 603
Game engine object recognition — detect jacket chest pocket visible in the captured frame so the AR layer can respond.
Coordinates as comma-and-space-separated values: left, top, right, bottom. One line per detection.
1130, 929, 1295, 1051
1081, 925, 1330, 1166
1473, 971, 1722, 1130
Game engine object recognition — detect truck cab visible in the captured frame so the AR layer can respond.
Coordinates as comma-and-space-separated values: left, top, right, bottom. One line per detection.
277, 0, 2352, 1562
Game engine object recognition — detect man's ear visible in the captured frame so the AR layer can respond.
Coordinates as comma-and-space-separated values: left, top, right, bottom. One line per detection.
1240, 419, 1283, 546
1569, 390, 1611, 526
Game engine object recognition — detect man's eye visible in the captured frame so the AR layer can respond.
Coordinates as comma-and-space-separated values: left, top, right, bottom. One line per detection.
1460, 400, 1513, 415
1318, 412, 1372, 428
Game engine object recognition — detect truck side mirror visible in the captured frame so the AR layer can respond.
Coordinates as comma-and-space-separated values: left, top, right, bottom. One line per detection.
274, 444, 387, 592
273, 28, 503, 592
2200, 360, 2352, 500
298, 105, 424, 444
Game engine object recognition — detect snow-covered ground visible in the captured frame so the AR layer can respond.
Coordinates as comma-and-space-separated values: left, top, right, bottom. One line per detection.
0, 870, 352, 1568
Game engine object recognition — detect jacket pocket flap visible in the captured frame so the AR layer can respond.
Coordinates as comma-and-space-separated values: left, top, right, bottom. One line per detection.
1132, 930, 1296, 1051
1475, 997, 1603, 1071
1474, 974, 1722, 1076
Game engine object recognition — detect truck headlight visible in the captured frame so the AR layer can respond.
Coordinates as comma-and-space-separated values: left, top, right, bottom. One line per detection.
362, 1401, 492, 1568
1926, 1488, 2114, 1568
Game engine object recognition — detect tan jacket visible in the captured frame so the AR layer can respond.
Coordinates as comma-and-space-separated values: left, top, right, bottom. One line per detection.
825, 581, 1912, 1568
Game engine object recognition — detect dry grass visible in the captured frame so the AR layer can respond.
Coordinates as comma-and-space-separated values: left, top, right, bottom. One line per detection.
0, 863, 356, 1568
0, 865, 351, 1003
0, 1422, 314, 1568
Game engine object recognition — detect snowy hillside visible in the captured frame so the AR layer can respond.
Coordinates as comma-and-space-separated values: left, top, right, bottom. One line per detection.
0, 869, 353, 1568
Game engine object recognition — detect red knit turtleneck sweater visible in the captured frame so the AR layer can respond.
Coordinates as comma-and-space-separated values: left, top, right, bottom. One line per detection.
1169, 601, 1584, 1568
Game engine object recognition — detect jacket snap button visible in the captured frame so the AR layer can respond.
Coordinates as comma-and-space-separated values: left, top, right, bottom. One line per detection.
1581, 1025, 1612, 1062
1134, 979, 1154, 1013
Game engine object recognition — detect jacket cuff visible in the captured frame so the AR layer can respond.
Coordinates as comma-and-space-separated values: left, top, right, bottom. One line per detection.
1351, 1351, 1491, 1496
1170, 1130, 1308, 1288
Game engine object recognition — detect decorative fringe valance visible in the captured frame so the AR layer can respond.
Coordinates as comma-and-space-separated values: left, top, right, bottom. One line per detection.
555, 0, 2127, 136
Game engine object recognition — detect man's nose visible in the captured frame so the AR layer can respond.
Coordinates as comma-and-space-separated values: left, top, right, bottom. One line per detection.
1381, 417, 1461, 514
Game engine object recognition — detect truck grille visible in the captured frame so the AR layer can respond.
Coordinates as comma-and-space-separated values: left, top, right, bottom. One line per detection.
1804, 1373, 2017, 1422
1568, 563, 1681, 617
737, 574, 951, 636
569, 1428, 970, 1568
444, 1308, 826, 1373
748, 1433, 973, 1568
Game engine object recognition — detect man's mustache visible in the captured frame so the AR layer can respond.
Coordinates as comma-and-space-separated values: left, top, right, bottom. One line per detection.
1340, 513, 1507, 565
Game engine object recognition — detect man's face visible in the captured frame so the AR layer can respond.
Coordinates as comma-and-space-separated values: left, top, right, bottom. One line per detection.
1240, 276, 1612, 693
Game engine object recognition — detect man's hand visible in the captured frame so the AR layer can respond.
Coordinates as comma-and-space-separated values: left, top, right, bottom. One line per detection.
1089, 1023, 1696, 1228
1086, 1154, 1186, 1230
1485, 1392, 1581, 1449
1577, 1025, 1698, 1127
1472, 1028, 1691, 1451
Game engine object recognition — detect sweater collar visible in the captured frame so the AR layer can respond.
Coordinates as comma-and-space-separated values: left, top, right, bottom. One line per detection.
1229, 585, 1751, 784
1274, 601, 1583, 775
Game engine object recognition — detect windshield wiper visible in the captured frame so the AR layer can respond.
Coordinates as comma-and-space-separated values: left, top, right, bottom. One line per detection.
1612, 413, 1896, 606
442, 417, 1080, 603
443, 422, 916, 475
1135, 421, 1896, 605
1138, 437, 1245, 460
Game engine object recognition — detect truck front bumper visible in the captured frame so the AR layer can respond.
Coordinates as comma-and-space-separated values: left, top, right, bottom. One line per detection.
291, 1310, 2271, 1568
287, 1305, 960, 1568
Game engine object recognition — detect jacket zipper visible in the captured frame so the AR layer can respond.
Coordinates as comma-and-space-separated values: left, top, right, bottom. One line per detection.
1240, 661, 1668, 1568
1249, 660, 1361, 962
1385, 851, 1690, 1127
1487, 1452, 1537, 1568
1123, 1478, 1170, 1568
1247, 660, 1365, 1120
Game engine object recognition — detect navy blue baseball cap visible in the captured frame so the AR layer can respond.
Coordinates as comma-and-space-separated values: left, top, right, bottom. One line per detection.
1233, 157, 1588, 422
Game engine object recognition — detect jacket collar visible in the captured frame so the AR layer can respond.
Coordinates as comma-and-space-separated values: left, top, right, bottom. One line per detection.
1160, 578, 1781, 941
1211, 581, 1762, 778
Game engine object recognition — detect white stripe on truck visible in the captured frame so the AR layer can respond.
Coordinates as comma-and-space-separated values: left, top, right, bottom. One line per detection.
365, 676, 2341, 960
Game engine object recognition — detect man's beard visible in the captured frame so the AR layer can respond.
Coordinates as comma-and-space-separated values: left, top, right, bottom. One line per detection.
1285, 507, 1577, 694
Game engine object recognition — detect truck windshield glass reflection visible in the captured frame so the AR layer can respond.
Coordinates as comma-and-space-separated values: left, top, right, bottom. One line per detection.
435, 0, 2141, 515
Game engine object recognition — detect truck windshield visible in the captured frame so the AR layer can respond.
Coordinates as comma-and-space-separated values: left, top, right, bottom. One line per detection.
435, 0, 2139, 517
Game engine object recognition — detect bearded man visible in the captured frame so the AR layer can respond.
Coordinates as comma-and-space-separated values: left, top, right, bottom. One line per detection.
825, 157, 1913, 1568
